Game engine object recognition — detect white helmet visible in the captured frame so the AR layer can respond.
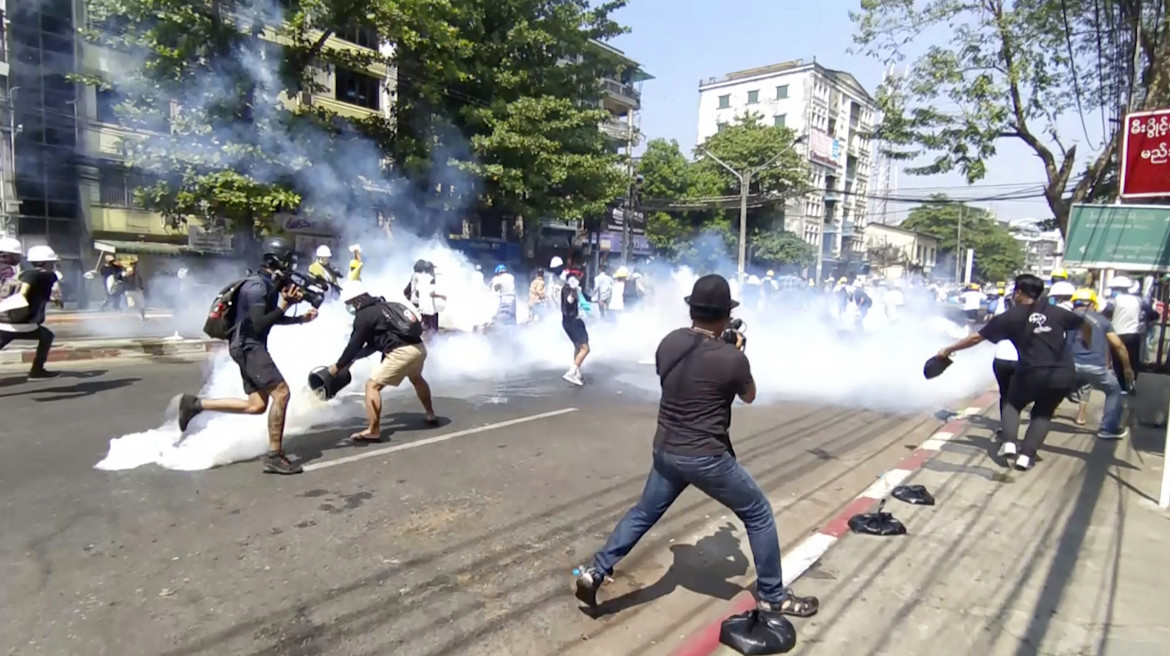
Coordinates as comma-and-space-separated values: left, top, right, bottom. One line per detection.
549, 256, 564, 268
1108, 275, 1133, 290
340, 280, 367, 303
0, 236, 22, 255
26, 245, 59, 263
315, 245, 332, 258
1049, 281, 1076, 297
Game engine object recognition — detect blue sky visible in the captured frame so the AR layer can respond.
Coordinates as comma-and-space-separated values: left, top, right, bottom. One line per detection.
606, 0, 1107, 225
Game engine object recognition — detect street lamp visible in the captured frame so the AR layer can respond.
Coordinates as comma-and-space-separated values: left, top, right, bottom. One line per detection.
700, 133, 808, 281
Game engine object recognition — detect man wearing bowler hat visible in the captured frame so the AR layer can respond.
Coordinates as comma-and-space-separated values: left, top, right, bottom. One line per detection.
573, 274, 820, 623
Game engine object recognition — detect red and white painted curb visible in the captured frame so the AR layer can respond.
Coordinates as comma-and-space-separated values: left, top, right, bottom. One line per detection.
669, 390, 1000, 656
0, 338, 220, 366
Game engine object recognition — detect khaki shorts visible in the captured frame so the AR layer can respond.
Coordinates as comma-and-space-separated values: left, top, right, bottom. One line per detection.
371, 343, 427, 387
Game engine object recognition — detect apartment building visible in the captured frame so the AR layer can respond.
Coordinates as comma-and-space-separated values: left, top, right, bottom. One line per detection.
1010, 221, 1064, 278
79, 13, 396, 267
697, 59, 877, 279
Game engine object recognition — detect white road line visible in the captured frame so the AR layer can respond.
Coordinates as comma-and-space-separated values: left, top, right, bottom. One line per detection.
919, 436, 950, 451
302, 407, 579, 472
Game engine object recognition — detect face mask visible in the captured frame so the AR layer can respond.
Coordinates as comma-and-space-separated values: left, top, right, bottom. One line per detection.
567, 278, 580, 290
346, 304, 356, 315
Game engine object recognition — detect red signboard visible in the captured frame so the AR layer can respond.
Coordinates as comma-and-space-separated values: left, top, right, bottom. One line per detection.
1120, 109, 1170, 198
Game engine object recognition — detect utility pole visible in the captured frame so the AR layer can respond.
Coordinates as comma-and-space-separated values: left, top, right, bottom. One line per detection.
955, 205, 964, 283
701, 134, 808, 282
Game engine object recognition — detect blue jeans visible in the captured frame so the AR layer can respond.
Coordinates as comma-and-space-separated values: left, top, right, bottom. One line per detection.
591, 449, 785, 603
1075, 364, 1124, 433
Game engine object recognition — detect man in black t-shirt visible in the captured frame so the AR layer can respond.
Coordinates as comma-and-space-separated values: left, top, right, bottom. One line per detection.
573, 274, 819, 627
937, 273, 1090, 471
0, 245, 61, 378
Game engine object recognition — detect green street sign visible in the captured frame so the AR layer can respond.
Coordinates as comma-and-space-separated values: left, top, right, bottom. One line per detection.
1064, 203, 1170, 272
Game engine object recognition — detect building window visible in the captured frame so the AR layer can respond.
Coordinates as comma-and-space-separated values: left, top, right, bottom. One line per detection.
773, 114, 786, 128
98, 168, 145, 208
718, 94, 730, 109
776, 85, 788, 99
747, 89, 759, 104
336, 24, 378, 49
95, 87, 119, 124
335, 68, 380, 110
717, 122, 728, 133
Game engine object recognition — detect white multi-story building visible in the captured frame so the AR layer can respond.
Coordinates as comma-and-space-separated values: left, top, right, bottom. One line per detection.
697, 59, 877, 279
1010, 221, 1065, 279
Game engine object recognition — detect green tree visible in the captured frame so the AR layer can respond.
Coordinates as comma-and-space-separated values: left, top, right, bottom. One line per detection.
396, 0, 631, 230
637, 115, 811, 266
751, 229, 815, 267
901, 194, 1025, 281
851, 0, 1170, 235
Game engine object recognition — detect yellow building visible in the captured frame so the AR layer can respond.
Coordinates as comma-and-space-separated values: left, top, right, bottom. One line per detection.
75, 12, 393, 271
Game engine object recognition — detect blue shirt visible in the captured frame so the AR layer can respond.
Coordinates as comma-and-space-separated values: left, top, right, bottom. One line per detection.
1068, 309, 1113, 369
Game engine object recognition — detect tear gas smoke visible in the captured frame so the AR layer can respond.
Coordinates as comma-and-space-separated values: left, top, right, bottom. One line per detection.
93, 1, 994, 473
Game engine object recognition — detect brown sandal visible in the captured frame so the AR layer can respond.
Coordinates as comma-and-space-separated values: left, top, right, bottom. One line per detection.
777, 589, 819, 617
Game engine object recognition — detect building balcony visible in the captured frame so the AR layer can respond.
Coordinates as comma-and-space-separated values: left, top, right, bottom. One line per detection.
600, 118, 640, 144
823, 190, 842, 204
601, 78, 641, 110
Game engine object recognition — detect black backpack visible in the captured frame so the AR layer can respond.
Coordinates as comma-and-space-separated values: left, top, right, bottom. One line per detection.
379, 300, 423, 340
203, 279, 248, 340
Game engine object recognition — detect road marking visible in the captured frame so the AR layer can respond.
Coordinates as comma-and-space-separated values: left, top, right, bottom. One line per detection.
858, 468, 913, 500
302, 407, 579, 472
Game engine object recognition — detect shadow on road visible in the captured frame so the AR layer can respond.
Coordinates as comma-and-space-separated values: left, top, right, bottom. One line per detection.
288, 412, 453, 465
0, 376, 134, 402
583, 523, 749, 618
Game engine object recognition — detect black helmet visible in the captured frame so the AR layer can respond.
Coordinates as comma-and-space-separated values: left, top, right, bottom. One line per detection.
262, 237, 295, 271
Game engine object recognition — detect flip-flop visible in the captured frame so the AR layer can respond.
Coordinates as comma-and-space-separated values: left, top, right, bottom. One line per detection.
350, 433, 382, 443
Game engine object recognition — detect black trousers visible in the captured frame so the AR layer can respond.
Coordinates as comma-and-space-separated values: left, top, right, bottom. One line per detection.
992, 358, 1017, 423
1113, 333, 1143, 382
0, 326, 54, 370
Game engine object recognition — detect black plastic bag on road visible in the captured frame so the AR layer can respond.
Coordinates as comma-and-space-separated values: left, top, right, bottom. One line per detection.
847, 499, 907, 536
719, 609, 797, 655
891, 484, 935, 506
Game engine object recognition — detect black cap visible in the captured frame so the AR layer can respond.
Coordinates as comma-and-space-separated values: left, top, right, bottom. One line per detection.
685, 274, 739, 311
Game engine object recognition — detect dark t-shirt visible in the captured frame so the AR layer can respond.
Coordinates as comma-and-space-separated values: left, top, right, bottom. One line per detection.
232, 274, 280, 348
19, 269, 58, 325
979, 303, 1084, 383
653, 328, 753, 457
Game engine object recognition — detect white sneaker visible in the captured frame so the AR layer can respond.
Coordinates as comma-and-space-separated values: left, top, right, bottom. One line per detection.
1014, 454, 1033, 471
1097, 428, 1129, 440
563, 370, 584, 386
997, 441, 1017, 458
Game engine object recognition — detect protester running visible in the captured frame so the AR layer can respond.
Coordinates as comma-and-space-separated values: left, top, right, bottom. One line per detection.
561, 273, 591, 386
174, 237, 317, 475
0, 245, 61, 379
1069, 288, 1133, 439
573, 273, 819, 625
937, 274, 1091, 471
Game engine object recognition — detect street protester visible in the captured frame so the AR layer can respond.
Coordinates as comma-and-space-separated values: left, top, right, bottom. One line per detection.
122, 261, 147, 321
573, 274, 820, 625
328, 281, 438, 441
490, 264, 518, 326
347, 244, 363, 281
592, 265, 614, 319
528, 267, 548, 323
1102, 275, 1155, 384
174, 237, 318, 475
989, 283, 1018, 437
937, 274, 1091, 471
1069, 289, 1133, 438
560, 273, 592, 386
0, 245, 62, 379
0, 236, 21, 292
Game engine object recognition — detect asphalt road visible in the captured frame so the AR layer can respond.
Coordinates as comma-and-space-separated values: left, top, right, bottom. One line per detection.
0, 357, 966, 656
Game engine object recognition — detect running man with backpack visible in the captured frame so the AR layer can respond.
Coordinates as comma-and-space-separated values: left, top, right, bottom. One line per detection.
327, 281, 438, 442
174, 237, 317, 475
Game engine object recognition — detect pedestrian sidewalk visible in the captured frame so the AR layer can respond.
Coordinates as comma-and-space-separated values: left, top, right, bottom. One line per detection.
43, 308, 174, 324
715, 377, 1170, 655
0, 335, 218, 366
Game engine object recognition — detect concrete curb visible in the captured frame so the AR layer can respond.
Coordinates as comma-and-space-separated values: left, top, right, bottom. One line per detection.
667, 390, 1001, 656
0, 338, 220, 366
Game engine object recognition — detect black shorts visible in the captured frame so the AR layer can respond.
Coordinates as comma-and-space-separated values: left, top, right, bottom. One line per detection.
421, 313, 439, 332
563, 317, 589, 346
229, 345, 285, 395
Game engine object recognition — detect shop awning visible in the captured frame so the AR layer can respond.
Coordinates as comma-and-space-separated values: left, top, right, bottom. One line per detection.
90, 240, 237, 256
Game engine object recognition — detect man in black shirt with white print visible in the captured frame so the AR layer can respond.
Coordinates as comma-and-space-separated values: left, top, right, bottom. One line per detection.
573, 274, 819, 625
937, 273, 1090, 471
